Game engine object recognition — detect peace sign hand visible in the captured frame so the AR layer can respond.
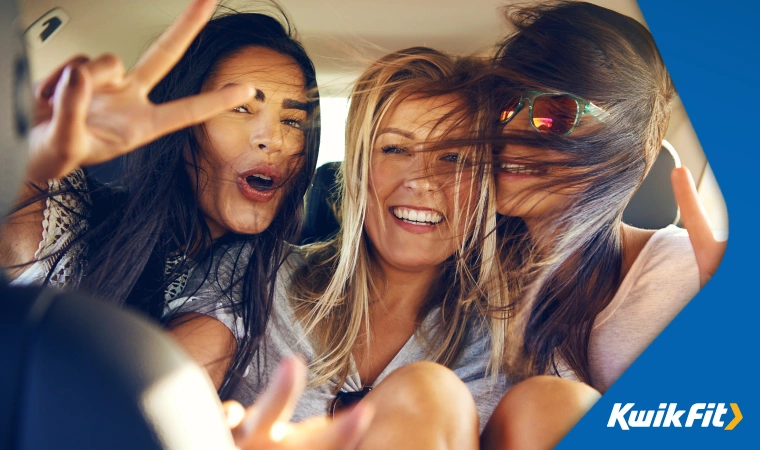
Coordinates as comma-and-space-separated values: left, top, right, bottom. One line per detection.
26, 0, 255, 183
671, 167, 727, 287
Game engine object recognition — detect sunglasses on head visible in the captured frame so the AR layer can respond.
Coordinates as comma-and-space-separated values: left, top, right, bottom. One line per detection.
329, 386, 372, 418
499, 90, 609, 136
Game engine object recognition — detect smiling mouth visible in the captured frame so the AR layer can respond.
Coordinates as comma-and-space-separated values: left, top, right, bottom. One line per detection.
245, 174, 275, 191
391, 207, 444, 226
499, 162, 540, 175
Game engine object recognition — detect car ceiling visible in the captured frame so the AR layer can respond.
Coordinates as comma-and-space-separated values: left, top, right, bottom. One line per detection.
17, 0, 710, 190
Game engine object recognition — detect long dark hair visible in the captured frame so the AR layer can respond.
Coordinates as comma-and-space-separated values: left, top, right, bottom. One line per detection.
28, 9, 320, 397
491, 1, 675, 384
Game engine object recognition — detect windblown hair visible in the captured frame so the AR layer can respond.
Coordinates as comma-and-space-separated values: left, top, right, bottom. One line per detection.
13, 9, 320, 398
290, 47, 507, 388
491, 1, 676, 384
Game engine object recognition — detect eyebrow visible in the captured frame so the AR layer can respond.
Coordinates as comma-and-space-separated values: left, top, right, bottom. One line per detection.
377, 127, 414, 139
282, 99, 309, 111
220, 84, 307, 111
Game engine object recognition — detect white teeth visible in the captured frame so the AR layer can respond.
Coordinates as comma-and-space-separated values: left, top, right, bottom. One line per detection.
500, 163, 538, 175
391, 207, 443, 225
252, 174, 272, 181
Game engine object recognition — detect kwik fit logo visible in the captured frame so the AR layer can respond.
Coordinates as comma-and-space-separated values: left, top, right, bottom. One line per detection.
608, 403, 743, 430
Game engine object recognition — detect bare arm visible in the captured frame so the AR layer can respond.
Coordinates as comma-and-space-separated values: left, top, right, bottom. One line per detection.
167, 312, 237, 390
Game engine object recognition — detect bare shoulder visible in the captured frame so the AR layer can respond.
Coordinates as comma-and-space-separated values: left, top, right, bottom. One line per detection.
620, 224, 658, 278
0, 184, 46, 279
167, 312, 237, 389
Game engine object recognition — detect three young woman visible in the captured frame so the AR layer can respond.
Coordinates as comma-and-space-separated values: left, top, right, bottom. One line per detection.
176, 2, 723, 447
172, 46, 510, 448
2, 0, 724, 447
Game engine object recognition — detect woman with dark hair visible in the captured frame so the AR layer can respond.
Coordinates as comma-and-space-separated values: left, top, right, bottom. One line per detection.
0, 0, 319, 397
479, 2, 726, 447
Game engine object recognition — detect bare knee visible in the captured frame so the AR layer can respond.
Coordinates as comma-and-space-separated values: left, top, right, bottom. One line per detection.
375, 363, 473, 408
482, 376, 600, 450
360, 362, 478, 450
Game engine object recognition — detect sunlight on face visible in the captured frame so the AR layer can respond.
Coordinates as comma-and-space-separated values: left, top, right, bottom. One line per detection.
189, 46, 309, 238
364, 94, 477, 274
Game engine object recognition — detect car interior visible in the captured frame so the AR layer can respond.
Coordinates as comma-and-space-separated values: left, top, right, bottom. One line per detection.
1, 0, 729, 448
17, 0, 728, 237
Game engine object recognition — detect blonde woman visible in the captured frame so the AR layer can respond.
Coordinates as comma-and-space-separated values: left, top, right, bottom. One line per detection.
172, 47, 511, 448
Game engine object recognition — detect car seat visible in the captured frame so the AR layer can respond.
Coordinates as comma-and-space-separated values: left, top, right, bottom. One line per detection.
0, 3, 234, 448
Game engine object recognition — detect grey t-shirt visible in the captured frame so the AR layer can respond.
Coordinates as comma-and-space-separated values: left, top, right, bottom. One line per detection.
167, 244, 509, 432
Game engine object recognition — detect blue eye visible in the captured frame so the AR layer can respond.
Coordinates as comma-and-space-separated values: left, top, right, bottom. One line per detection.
381, 145, 406, 155
441, 153, 464, 163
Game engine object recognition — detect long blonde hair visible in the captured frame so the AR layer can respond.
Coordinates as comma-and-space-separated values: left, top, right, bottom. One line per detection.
291, 47, 507, 388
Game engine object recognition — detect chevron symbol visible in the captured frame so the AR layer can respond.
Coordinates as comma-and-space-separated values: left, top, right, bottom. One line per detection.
724, 403, 742, 430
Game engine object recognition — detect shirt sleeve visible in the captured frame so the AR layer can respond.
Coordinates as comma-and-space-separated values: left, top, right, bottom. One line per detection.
162, 241, 253, 346
588, 225, 700, 392
10, 169, 90, 289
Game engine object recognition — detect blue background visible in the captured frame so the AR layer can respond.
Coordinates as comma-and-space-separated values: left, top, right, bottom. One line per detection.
560, 0, 759, 447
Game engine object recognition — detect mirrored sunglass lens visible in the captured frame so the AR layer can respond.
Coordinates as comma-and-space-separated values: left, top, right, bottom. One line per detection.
499, 96, 521, 123
532, 95, 578, 134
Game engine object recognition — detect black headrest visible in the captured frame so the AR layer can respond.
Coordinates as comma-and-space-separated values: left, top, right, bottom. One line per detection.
623, 140, 680, 229
301, 161, 341, 244
0, 284, 234, 450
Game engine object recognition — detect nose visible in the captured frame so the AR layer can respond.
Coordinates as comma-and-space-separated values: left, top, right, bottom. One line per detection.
249, 106, 283, 154
403, 155, 439, 194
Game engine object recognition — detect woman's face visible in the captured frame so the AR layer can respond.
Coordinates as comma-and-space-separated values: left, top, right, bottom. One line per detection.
190, 46, 309, 238
494, 107, 576, 220
364, 95, 477, 274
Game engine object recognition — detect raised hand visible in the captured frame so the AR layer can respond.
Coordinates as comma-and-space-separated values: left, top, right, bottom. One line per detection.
26, 0, 255, 183
224, 357, 374, 450
671, 166, 727, 287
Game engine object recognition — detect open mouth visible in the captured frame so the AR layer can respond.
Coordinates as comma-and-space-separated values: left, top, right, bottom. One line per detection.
240, 165, 283, 191
237, 165, 283, 203
390, 206, 444, 226
245, 174, 275, 191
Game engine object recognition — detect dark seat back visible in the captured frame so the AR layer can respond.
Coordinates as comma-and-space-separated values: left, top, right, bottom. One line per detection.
0, 284, 235, 450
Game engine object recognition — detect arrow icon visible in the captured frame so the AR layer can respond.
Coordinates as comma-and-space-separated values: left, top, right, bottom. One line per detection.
725, 403, 742, 430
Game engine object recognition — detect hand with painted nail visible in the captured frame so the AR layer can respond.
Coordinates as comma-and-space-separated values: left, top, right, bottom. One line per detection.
26, 0, 255, 183
671, 166, 727, 287
222, 357, 374, 450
